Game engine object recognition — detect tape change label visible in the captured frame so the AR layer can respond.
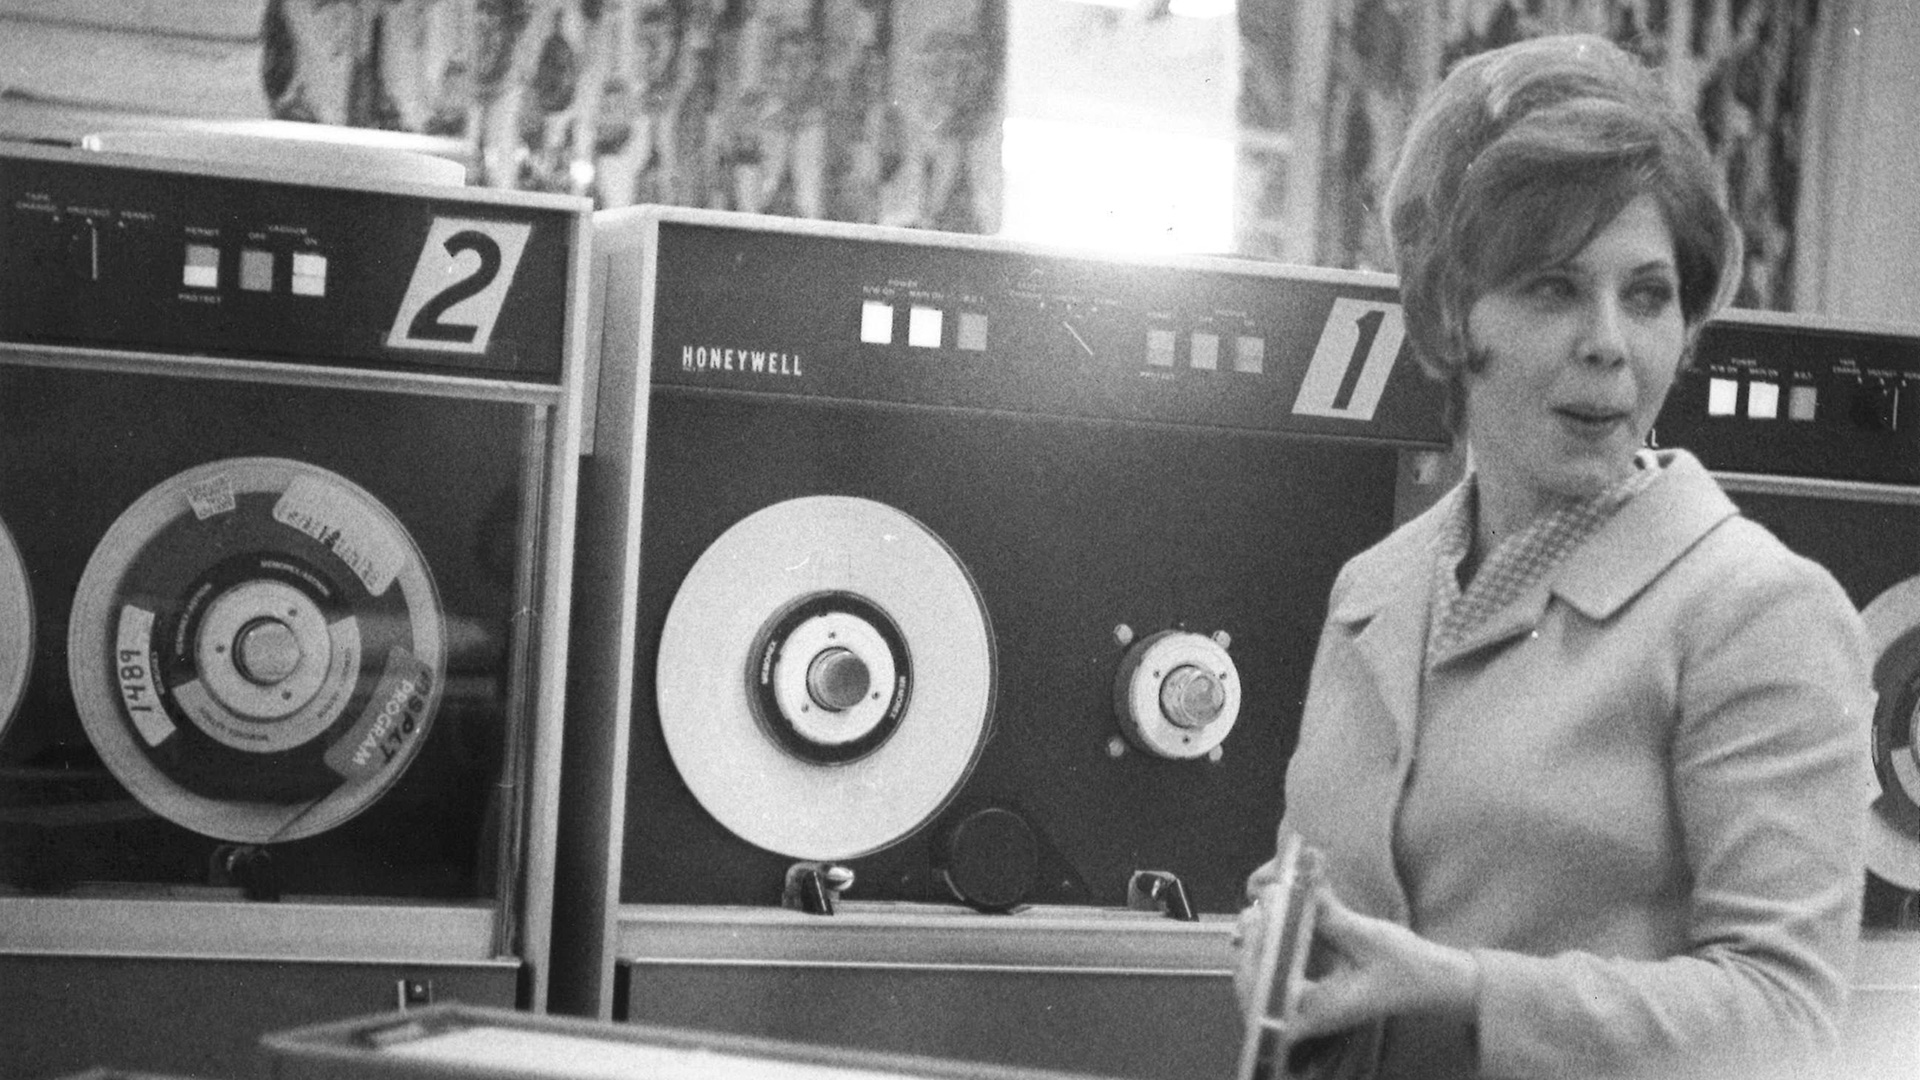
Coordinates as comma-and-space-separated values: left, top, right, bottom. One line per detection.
385, 217, 533, 355
1292, 298, 1408, 423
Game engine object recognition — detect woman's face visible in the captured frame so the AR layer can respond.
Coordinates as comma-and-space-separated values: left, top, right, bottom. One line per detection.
1462, 193, 1686, 511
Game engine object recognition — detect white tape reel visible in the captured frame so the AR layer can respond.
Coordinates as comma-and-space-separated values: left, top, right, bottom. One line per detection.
0, 514, 32, 742
656, 496, 995, 860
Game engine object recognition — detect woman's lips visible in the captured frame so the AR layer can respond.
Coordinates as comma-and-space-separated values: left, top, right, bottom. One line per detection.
1554, 406, 1629, 435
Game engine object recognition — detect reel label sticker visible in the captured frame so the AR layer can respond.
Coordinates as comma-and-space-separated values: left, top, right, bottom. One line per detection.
115, 605, 171, 746
385, 218, 533, 356
275, 475, 407, 595
324, 651, 434, 780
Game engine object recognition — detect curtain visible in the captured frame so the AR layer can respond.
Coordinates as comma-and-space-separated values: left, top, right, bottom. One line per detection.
1237, 0, 1820, 311
263, 0, 1006, 232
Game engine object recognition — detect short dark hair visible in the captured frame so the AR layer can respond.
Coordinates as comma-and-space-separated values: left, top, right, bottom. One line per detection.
1383, 34, 1739, 429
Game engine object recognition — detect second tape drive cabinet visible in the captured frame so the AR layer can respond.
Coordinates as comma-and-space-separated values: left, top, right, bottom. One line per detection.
0, 141, 591, 1078
557, 207, 1447, 1078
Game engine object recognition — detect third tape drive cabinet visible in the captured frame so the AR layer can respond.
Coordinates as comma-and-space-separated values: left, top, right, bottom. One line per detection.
556, 207, 1448, 1079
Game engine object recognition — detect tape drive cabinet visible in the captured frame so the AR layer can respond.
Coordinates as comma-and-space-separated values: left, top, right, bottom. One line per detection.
555, 207, 1447, 1077
0, 142, 590, 1078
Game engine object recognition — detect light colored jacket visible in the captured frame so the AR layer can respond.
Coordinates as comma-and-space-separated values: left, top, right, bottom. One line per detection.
1281, 449, 1874, 1080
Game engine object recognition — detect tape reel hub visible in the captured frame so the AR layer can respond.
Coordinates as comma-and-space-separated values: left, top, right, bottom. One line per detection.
756, 594, 906, 763
196, 580, 331, 718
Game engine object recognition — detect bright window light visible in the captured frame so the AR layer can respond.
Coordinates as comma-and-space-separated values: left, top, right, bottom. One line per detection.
999, 116, 1234, 255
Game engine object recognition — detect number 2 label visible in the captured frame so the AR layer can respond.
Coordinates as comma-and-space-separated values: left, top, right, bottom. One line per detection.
1291, 298, 1407, 422
386, 218, 532, 354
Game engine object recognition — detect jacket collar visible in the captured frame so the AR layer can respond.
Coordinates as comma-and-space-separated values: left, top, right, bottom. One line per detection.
1331, 448, 1735, 630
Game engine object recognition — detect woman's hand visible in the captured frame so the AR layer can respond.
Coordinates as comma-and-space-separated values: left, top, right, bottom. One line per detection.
1287, 887, 1482, 1041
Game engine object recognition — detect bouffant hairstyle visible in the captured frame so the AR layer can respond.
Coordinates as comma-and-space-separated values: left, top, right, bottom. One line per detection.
1383, 34, 1740, 432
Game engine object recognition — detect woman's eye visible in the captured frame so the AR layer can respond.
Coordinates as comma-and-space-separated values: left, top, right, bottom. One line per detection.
1624, 279, 1677, 317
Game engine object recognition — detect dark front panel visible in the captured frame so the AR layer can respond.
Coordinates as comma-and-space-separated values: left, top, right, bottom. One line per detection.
0, 955, 517, 1080
1, 151, 573, 381
617, 961, 1239, 1080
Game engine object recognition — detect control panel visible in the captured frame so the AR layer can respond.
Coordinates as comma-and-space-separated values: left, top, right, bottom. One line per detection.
1, 149, 576, 382
649, 222, 1451, 447
1657, 313, 1920, 485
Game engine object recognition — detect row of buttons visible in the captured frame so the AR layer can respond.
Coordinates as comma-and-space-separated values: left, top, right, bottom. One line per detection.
858, 299, 1269, 374
183, 244, 329, 297
860, 300, 987, 351
1705, 377, 1816, 421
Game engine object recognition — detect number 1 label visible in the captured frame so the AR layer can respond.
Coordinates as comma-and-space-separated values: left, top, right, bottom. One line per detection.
1291, 298, 1407, 422
386, 218, 532, 354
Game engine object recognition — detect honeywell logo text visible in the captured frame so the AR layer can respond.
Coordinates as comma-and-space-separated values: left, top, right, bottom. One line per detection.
681, 345, 804, 377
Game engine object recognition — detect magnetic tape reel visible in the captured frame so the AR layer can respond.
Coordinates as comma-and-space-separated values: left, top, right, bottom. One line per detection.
655, 496, 995, 861
67, 457, 446, 844
1237, 835, 1344, 1080
0, 513, 31, 743
1863, 576, 1920, 891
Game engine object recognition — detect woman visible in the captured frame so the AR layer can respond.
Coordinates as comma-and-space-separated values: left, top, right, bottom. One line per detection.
1238, 34, 1875, 1080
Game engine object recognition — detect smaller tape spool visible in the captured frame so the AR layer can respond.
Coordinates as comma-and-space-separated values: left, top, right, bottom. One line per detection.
0, 515, 32, 743
68, 458, 445, 844
1114, 629, 1241, 759
936, 806, 1040, 913
1864, 577, 1920, 890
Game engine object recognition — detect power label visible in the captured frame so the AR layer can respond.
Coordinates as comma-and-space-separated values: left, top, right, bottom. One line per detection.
1291, 298, 1409, 423
385, 218, 533, 355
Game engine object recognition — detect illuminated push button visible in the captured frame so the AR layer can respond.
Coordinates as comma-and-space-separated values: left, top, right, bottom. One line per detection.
908, 305, 943, 348
860, 300, 893, 344
1190, 332, 1220, 371
183, 244, 219, 288
1706, 377, 1739, 416
1746, 380, 1780, 419
291, 252, 327, 297
1234, 335, 1265, 374
958, 312, 988, 351
240, 249, 274, 293
1788, 385, 1818, 421
1147, 328, 1176, 367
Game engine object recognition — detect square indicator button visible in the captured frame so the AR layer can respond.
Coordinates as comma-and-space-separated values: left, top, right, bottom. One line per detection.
292, 252, 328, 297
1147, 329, 1177, 367
958, 312, 988, 351
860, 300, 894, 344
1190, 332, 1220, 371
183, 244, 219, 289
1788, 385, 1818, 421
1706, 377, 1739, 416
1746, 381, 1780, 419
240, 249, 274, 292
1234, 336, 1265, 374
908, 306, 943, 348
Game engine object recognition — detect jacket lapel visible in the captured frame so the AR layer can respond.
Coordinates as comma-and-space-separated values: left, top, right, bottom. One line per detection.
1329, 490, 1453, 760
1551, 449, 1737, 619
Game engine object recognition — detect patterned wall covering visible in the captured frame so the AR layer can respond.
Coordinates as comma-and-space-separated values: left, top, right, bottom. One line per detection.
262, 0, 1005, 232
1238, 0, 1819, 311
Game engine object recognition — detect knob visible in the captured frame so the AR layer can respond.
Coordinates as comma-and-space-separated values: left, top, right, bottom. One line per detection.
806, 646, 871, 712
1159, 664, 1226, 729
233, 618, 302, 685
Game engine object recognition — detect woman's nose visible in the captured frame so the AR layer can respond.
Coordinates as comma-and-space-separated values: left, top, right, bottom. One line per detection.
1578, 298, 1630, 367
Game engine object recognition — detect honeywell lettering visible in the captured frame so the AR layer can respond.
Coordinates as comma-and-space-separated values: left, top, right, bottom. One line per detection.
681, 345, 804, 377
